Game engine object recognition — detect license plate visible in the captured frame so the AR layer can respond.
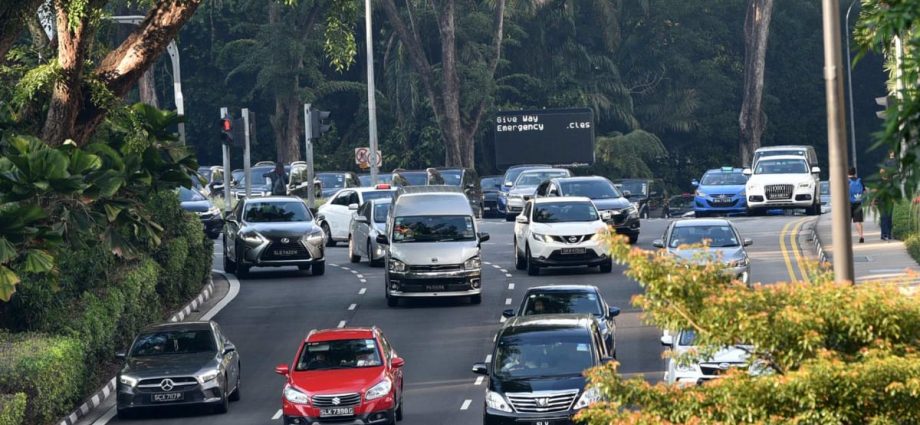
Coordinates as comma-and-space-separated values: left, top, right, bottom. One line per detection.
320, 407, 354, 417
484, 207, 491, 211
533, 421, 557, 425
151, 392, 183, 402
273, 249, 299, 256
561, 248, 586, 255
426, 284, 446, 291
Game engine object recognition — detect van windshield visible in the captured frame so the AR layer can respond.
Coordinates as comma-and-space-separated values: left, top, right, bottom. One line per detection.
392, 215, 476, 242
495, 331, 594, 379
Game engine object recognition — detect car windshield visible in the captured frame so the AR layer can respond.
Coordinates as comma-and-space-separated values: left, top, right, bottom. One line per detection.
236, 167, 273, 187
393, 172, 428, 186
363, 190, 395, 203
296, 339, 383, 371
130, 329, 216, 357
515, 171, 569, 187
700, 173, 748, 185
358, 175, 373, 186
318, 174, 347, 189
618, 181, 648, 197
754, 159, 809, 174
669, 224, 739, 248
178, 187, 206, 202
440, 170, 463, 186
559, 180, 621, 199
495, 332, 594, 379
373, 204, 391, 223
481, 177, 503, 189
503, 166, 550, 186
392, 215, 476, 242
243, 201, 312, 222
679, 330, 697, 346
198, 168, 213, 180
522, 292, 603, 316
533, 202, 598, 223
232, 170, 245, 184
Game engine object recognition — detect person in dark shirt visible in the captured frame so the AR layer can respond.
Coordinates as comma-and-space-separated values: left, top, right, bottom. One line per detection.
879, 151, 896, 241
264, 163, 288, 196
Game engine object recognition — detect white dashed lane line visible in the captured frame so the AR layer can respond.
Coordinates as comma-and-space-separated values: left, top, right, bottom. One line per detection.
337, 320, 347, 328
357, 274, 364, 279
460, 399, 472, 410
505, 273, 512, 278
485, 354, 492, 363
505, 298, 512, 305
360, 279, 367, 283
272, 409, 282, 420
508, 283, 515, 290
359, 288, 367, 295
474, 376, 484, 386
348, 304, 357, 311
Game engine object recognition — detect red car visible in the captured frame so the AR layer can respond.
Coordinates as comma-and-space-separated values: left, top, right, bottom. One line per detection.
275, 327, 405, 425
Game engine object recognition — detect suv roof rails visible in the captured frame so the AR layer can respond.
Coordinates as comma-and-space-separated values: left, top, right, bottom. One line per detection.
395, 185, 464, 197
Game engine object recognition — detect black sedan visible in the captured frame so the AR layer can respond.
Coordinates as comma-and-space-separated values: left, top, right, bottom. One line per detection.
115, 321, 241, 419
480, 175, 503, 217
179, 187, 222, 239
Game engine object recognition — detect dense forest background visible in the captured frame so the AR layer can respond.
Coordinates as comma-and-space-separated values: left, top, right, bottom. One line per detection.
133, 0, 886, 191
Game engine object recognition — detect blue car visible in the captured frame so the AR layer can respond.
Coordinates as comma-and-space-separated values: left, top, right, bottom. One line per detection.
496, 164, 550, 216
693, 167, 749, 217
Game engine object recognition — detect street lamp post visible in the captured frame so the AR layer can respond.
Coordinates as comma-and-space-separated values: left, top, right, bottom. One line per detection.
365, 0, 380, 185
845, 0, 859, 174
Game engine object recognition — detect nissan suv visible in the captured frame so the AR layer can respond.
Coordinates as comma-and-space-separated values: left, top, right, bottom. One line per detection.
513, 197, 613, 275
472, 315, 608, 425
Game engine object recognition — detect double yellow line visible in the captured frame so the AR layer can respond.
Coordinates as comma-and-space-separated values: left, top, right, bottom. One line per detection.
779, 217, 812, 282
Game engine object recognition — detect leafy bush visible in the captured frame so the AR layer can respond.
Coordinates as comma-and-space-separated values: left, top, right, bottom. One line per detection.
892, 200, 919, 240
0, 393, 26, 425
906, 234, 920, 265
0, 333, 84, 425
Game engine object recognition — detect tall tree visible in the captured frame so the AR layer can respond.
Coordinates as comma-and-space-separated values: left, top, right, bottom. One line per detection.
379, 0, 506, 167
738, 0, 774, 165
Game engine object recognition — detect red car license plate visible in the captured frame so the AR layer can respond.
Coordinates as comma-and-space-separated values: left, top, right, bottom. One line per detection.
320, 407, 354, 417
561, 248, 586, 255
151, 392, 183, 402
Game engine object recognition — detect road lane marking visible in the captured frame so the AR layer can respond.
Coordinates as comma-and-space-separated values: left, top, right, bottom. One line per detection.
485, 354, 492, 362
351, 270, 359, 274
492, 264, 501, 269
360, 279, 367, 283
505, 298, 512, 305
342, 267, 351, 271
460, 399, 472, 410
359, 288, 367, 295
348, 304, 357, 311
778, 220, 799, 281
337, 320, 347, 328
272, 409, 282, 420
330, 264, 339, 267
505, 273, 512, 277
790, 218, 810, 281
357, 274, 364, 278
499, 268, 508, 273
508, 283, 515, 290
500, 316, 507, 323
474, 376, 484, 385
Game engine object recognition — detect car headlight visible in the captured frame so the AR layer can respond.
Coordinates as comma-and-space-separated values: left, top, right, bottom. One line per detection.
531, 233, 550, 243
626, 204, 639, 218
727, 257, 749, 267
240, 231, 266, 245
573, 386, 602, 409
365, 378, 392, 401
302, 230, 324, 244
798, 182, 813, 188
119, 375, 138, 387
485, 390, 513, 413
696, 190, 707, 198
389, 258, 407, 272
198, 370, 219, 384
463, 255, 481, 270
284, 384, 311, 405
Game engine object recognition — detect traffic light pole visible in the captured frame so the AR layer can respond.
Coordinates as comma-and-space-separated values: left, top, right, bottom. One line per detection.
304, 104, 316, 209
242, 108, 252, 198
220, 107, 232, 214
821, 0, 855, 283
365, 0, 380, 185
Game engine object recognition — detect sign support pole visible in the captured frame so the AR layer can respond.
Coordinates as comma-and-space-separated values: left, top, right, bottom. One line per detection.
220, 107, 231, 213
365, 0, 380, 185
304, 104, 315, 209
242, 108, 252, 198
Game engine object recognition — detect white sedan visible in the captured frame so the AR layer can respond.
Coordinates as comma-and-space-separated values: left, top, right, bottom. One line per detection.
317, 185, 395, 246
513, 196, 612, 276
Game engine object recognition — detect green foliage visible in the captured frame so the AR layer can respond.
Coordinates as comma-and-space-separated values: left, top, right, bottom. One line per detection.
892, 200, 920, 240
324, 0, 358, 72
576, 232, 920, 423
0, 332, 84, 425
592, 130, 668, 179
906, 234, 920, 265
0, 393, 26, 425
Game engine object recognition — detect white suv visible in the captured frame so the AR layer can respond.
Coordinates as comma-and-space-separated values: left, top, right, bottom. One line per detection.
743, 155, 821, 215
513, 197, 613, 276
660, 330, 753, 387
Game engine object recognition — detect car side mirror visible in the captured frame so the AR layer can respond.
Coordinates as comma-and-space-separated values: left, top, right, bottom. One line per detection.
502, 309, 515, 318
392, 357, 406, 368
743, 238, 754, 247
478, 232, 490, 243
742, 168, 752, 176
660, 335, 674, 347
650, 191, 660, 197
623, 190, 632, 198
515, 215, 529, 224
504, 181, 513, 187
472, 362, 489, 375
355, 215, 368, 223
608, 306, 621, 318
115, 351, 127, 360
652, 239, 665, 249
811, 166, 821, 174
376, 234, 389, 245
348, 203, 359, 211
223, 343, 236, 355
691, 180, 699, 187
601, 356, 616, 364
274, 363, 290, 376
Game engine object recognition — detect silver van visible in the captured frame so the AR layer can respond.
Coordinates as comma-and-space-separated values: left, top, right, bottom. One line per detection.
752, 145, 819, 169
376, 186, 490, 307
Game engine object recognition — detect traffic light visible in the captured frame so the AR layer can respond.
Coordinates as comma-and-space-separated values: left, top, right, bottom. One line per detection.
220, 117, 233, 145
311, 109, 331, 139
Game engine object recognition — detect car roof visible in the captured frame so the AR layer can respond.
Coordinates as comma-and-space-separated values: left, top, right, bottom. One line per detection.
613, 178, 653, 182
317, 171, 354, 175
307, 328, 375, 342
503, 314, 595, 333
756, 145, 813, 151
393, 192, 471, 215
704, 167, 744, 174
532, 196, 594, 204
244, 196, 305, 203
672, 218, 733, 227
525, 285, 599, 293
755, 155, 808, 161
549, 176, 609, 183
519, 168, 565, 174
142, 321, 213, 333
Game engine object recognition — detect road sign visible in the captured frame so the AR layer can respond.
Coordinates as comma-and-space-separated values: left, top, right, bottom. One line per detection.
355, 147, 382, 168
493, 108, 595, 167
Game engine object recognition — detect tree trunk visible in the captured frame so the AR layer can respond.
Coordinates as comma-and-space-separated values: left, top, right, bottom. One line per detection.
0, 0, 45, 61
138, 69, 159, 107
435, 0, 464, 167
739, 0, 775, 166
281, 96, 302, 163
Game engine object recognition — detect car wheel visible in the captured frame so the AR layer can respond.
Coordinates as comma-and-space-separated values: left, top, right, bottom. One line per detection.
470, 294, 482, 305
348, 236, 361, 263
213, 384, 229, 414
223, 240, 237, 274
514, 240, 526, 270
526, 245, 540, 276
235, 249, 249, 278
628, 233, 639, 245
599, 259, 613, 273
369, 240, 384, 267
228, 372, 241, 402
312, 262, 326, 276
322, 223, 336, 247
396, 396, 403, 421
386, 291, 399, 307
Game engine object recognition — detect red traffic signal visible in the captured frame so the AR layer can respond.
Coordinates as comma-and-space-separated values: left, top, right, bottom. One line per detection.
221, 118, 232, 131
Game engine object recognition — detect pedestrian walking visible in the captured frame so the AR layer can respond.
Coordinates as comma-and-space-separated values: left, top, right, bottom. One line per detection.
264, 163, 288, 196
848, 167, 866, 243
879, 151, 896, 241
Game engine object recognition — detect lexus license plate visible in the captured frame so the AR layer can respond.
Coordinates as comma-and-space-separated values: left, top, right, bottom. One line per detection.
561, 248, 586, 255
320, 407, 354, 417
273, 249, 299, 256
151, 392, 183, 403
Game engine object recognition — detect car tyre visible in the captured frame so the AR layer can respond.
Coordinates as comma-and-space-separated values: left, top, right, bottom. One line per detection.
599, 259, 613, 273
322, 222, 336, 247
348, 236, 361, 263
386, 292, 399, 307
369, 240, 384, 267
228, 372, 241, 402
396, 397, 403, 421
514, 240, 526, 270
470, 294, 482, 305
235, 249, 249, 278
213, 385, 229, 414
526, 245, 540, 276
223, 242, 237, 274
628, 233, 639, 245
312, 262, 326, 276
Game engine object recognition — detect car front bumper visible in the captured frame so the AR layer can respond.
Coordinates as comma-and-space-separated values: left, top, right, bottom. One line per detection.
693, 195, 747, 213
282, 396, 396, 425
240, 238, 325, 267
386, 269, 482, 297
200, 214, 224, 236
746, 188, 815, 209
528, 238, 609, 267
116, 380, 222, 410
484, 406, 578, 425
601, 213, 639, 235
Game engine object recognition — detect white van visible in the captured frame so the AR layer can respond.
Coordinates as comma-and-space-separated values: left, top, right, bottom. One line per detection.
752, 145, 819, 169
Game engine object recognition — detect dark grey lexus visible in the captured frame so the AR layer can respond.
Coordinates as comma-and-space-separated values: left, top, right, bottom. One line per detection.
115, 321, 241, 419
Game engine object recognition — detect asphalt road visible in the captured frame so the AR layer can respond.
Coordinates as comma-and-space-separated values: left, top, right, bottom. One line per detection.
96, 214, 812, 425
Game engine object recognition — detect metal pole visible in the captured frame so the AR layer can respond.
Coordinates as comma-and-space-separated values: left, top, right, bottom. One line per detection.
365, 0, 380, 185
821, 0, 855, 283
845, 0, 858, 174
242, 108, 252, 198
304, 104, 316, 208
220, 107, 232, 214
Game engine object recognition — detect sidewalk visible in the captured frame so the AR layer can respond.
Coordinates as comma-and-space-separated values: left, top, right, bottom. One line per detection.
815, 210, 920, 289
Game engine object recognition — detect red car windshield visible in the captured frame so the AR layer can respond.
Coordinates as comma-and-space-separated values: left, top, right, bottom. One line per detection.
296, 339, 383, 371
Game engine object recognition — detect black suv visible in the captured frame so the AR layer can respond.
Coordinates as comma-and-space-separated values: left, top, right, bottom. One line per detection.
613, 178, 669, 219
473, 315, 609, 425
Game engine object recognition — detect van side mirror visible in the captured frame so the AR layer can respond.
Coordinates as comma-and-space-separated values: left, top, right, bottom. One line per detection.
472, 362, 489, 375
376, 234, 389, 245
811, 166, 821, 174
